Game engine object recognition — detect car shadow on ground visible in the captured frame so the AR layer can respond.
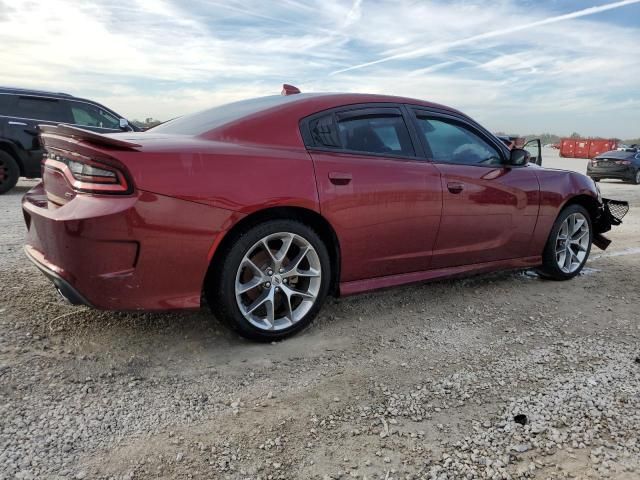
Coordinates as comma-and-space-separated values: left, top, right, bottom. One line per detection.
14, 252, 622, 382
28, 267, 533, 362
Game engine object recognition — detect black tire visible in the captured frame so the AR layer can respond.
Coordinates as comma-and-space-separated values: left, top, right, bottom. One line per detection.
0, 151, 20, 194
207, 219, 331, 342
536, 204, 593, 281
632, 169, 640, 185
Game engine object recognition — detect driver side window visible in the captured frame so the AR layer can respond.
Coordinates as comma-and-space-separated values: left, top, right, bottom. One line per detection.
68, 101, 120, 130
417, 117, 502, 166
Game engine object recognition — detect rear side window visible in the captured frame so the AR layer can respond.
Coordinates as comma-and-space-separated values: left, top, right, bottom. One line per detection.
309, 114, 340, 148
15, 96, 69, 122
0, 94, 15, 113
68, 101, 120, 129
337, 114, 415, 156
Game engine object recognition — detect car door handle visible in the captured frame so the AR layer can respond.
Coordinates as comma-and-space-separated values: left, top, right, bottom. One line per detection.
447, 182, 464, 194
328, 172, 352, 185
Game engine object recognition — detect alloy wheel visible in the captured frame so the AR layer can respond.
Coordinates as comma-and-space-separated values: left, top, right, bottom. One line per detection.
235, 232, 321, 331
555, 212, 590, 273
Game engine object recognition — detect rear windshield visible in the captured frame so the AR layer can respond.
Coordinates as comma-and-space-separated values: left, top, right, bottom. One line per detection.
150, 95, 300, 136
597, 150, 636, 160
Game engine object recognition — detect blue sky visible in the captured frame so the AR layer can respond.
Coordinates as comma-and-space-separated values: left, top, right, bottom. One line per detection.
1, 0, 639, 138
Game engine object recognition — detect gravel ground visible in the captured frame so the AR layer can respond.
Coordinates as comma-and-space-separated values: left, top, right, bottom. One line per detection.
1, 149, 639, 480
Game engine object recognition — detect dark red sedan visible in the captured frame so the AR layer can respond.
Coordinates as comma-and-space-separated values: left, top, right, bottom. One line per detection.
23, 88, 627, 341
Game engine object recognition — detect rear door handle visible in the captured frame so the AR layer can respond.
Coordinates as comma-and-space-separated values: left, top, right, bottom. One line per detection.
447, 182, 464, 194
328, 172, 352, 185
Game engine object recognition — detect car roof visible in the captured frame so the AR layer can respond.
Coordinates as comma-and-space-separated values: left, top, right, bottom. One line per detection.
152, 92, 465, 143
0, 87, 108, 107
0, 86, 75, 99
235, 92, 466, 140
260, 92, 460, 114
0, 86, 128, 120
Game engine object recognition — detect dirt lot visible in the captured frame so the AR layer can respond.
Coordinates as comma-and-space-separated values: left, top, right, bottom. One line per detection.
1, 149, 639, 480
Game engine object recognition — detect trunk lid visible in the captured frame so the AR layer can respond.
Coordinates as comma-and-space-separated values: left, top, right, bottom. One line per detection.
592, 150, 635, 170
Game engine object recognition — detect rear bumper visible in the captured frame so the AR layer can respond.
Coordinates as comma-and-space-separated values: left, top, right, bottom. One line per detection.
24, 245, 92, 306
586, 166, 635, 180
22, 183, 235, 311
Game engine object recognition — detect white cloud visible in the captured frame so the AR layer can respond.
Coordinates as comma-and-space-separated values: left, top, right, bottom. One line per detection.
330, 0, 640, 75
1, 0, 639, 137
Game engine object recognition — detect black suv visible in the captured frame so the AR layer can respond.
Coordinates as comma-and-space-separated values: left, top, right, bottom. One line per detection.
0, 87, 139, 193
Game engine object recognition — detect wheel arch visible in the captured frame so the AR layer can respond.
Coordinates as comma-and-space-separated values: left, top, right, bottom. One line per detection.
205, 206, 342, 297
537, 194, 597, 280
561, 194, 600, 225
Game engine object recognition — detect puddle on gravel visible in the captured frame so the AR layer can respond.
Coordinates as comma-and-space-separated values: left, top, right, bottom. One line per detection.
519, 267, 600, 280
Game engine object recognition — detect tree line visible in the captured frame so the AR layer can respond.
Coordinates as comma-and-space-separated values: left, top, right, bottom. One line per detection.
496, 132, 640, 145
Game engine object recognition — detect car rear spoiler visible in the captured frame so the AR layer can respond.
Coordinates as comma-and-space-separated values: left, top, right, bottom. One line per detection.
39, 124, 141, 150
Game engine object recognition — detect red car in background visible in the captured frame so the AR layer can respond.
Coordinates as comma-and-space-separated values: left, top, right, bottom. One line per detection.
22, 87, 627, 341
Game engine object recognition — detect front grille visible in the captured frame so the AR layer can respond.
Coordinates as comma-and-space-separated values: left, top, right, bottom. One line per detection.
604, 199, 629, 225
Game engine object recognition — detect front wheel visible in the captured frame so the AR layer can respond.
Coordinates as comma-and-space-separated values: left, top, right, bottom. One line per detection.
632, 169, 640, 185
537, 204, 592, 280
207, 220, 331, 341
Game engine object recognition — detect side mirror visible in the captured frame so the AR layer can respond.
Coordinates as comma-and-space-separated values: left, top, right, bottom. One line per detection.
119, 118, 129, 130
509, 148, 530, 166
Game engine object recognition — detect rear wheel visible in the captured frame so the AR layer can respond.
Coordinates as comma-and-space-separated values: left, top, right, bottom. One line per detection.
207, 219, 331, 341
0, 151, 20, 194
633, 169, 640, 185
537, 204, 592, 280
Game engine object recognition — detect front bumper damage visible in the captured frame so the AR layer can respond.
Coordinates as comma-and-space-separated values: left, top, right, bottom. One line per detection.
592, 198, 629, 250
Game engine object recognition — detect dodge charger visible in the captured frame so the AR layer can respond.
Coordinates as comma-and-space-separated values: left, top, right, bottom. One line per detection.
22, 87, 628, 341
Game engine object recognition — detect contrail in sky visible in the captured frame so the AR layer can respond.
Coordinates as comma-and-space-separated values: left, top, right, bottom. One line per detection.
330, 0, 640, 75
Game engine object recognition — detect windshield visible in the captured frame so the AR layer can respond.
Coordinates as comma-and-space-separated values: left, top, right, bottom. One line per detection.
151, 95, 299, 136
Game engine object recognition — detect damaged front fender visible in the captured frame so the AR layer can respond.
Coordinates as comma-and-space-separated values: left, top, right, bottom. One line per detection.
593, 198, 629, 250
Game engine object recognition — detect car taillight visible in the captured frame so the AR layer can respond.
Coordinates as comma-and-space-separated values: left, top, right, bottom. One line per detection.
44, 151, 132, 194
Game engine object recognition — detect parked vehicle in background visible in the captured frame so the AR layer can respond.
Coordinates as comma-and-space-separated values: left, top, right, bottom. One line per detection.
559, 138, 617, 159
0, 87, 138, 193
616, 144, 639, 152
587, 149, 640, 184
23, 87, 628, 341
